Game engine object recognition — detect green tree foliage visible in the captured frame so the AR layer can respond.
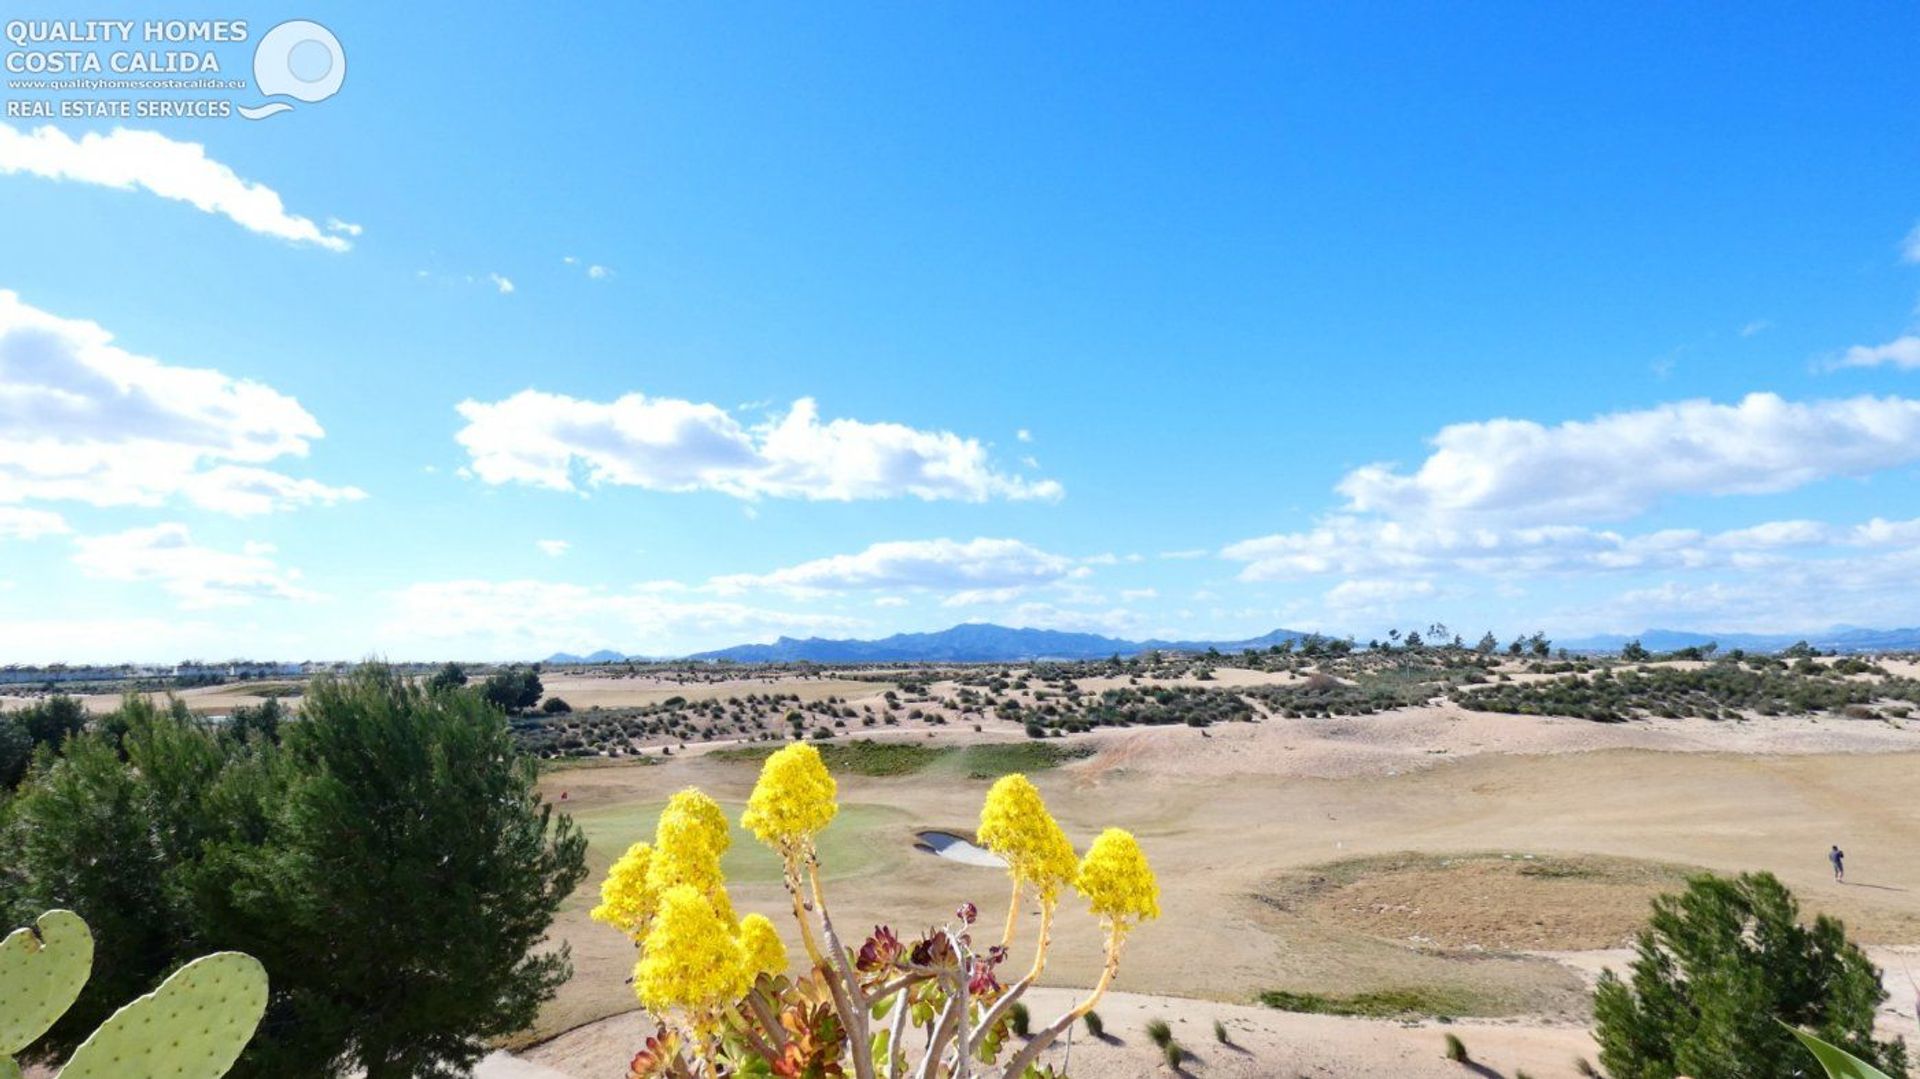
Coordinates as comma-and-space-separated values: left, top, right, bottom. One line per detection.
425, 662, 468, 694
1621, 639, 1652, 662
224, 698, 284, 744
16, 696, 85, 748
482, 666, 544, 713
1593, 871, 1905, 1079
0, 695, 88, 790
0, 715, 33, 788
0, 666, 587, 1079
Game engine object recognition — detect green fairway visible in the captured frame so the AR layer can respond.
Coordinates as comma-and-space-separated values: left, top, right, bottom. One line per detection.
708, 738, 1092, 779
573, 799, 914, 884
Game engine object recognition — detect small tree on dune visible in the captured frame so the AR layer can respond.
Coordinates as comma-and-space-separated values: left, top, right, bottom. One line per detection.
1593, 871, 1905, 1079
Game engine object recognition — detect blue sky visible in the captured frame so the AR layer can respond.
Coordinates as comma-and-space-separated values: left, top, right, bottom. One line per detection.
4, 2, 1920, 662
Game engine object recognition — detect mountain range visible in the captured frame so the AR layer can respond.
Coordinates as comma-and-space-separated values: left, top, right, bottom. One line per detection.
540, 621, 1920, 665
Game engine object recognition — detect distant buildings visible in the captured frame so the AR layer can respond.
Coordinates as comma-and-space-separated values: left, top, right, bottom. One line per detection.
0, 660, 320, 688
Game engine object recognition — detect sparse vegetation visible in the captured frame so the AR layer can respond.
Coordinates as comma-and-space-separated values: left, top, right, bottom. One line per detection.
1146, 1017, 1174, 1049
1259, 986, 1473, 1019
1455, 661, 1920, 723
1444, 1032, 1469, 1063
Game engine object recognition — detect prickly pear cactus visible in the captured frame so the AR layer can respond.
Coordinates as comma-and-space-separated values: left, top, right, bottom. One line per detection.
55, 952, 267, 1079
0, 910, 93, 1057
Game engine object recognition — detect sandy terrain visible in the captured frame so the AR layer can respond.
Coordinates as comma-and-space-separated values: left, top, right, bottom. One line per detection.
505, 695, 1920, 1076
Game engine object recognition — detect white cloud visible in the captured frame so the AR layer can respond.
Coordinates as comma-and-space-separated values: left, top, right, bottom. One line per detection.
712, 537, 1074, 596
1159, 548, 1208, 560
1904, 223, 1920, 264
0, 615, 225, 665
325, 217, 363, 237
1337, 393, 1920, 526
1574, 541, 1920, 635
1739, 319, 1773, 338
1223, 513, 1920, 583
873, 595, 909, 608
536, 539, 570, 557
941, 587, 1030, 608
1016, 428, 1033, 442
488, 273, 515, 295
381, 579, 860, 660
71, 523, 316, 608
0, 507, 67, 540
455, 391, 1063, 503
1829, 335, 1920, 372
0, 291, 364, 514
1120, 587, 1159, 600
1323, 578, 1437, 616
587, 264, 611, 280
0, 123, 350, 251
1001, 603, 1145, 636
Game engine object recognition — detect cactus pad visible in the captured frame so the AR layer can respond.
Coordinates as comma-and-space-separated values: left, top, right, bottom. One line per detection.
0, 909, 93, 1055
56, 952, 267, 1079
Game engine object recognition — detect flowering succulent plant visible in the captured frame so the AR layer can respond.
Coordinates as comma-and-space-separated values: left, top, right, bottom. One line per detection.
594, 742, 1159, 1077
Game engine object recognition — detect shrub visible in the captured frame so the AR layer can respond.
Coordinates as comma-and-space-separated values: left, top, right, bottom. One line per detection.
1162, 1039, 1184, 1068
1009, 1000, 1030, 1037
1146, 1017, 1174, 1048
1084, 1010, 1105, 1039
541, 696, 572, 714
1444, 1032, 1469, 1063
1592, 871, 1906, 1079
1212, 1018, 1229, 1045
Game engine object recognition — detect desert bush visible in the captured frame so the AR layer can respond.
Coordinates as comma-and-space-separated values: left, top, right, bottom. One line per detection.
1592, 871, 1905, 1079
1146, 1017, 1174, 1048
1084, 1010, 1105, 1038
589, 744, 1161, 1077
1444, 1032, 1468, 1062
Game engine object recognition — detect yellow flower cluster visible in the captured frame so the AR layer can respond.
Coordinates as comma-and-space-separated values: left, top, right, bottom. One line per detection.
978, 774, 1079, 901
648, 788, 731, 896
1074, 828, 1161, 934
589, 841, 657, 935
589, 785, 794, 1020
636, 884, 752, 1013
739, 913, 789, 978
741, 743, 839, 857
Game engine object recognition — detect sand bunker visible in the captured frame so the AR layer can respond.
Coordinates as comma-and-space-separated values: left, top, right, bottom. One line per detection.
915, 830, 1006, 867
1274, 852, 1697, 952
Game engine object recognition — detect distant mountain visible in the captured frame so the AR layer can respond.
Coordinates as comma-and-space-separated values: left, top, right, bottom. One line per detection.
1559, 627, 1920, 654
685, 623, 1313, 664
542, 648, 630, 665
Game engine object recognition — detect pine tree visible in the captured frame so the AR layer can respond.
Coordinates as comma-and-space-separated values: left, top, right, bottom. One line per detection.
1593, 872, 1905, 1079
